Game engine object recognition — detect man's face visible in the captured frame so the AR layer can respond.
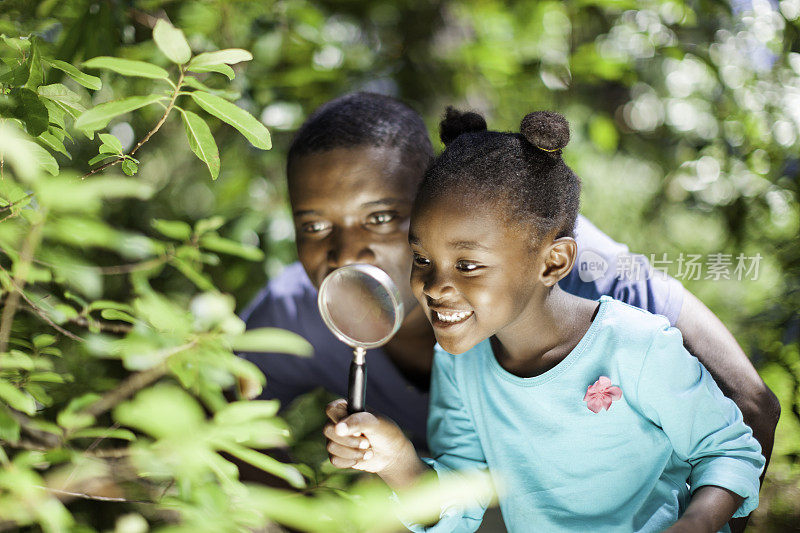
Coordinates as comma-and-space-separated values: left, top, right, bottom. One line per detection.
288, 146, 422, 313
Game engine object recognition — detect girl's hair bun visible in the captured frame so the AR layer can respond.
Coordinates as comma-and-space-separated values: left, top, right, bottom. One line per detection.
520, 111, 570, 153
439, 106, 488, 146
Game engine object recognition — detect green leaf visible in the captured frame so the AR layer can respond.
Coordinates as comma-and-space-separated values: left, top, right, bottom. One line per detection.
58, 393, 100, 430
24, 44, 44, 90
114, 384, 205, 438
88, 300, 135, 313
98, 133, 123, 153
152, 219, 192, 240
121, 158, 138, 176
190, 91, 271, 149
41, 99, 66, 128
0, 381, 36, 414
0, 405, 21, 444
10, 87, 49, 136
188, 49, 252, 68
200, 233, 263, 260
219, 442, 306, 488
74, 94, 166, 131
99, 308, 138, 324
0, 62, 30, 86
33, 334, 56, 349
37, 83, 81, 103
37, 131, 71, 158
170, 256, 215, 290
35, 175, 153, 212
214, 400, 279, 425
180, 109, 220, 179
133, 292, 192, 333
0, 124, 59, 178
82, 56, 169, 80
187, 63, 235, 79
225, 328, 312, 356
182, 76, 239, 100
153, 19, 192, 64
0, 351, 35, 371
194, 215, 225, 235
45, 58, 102, 90
28, 372, 65, 383
87, 153, 117, 166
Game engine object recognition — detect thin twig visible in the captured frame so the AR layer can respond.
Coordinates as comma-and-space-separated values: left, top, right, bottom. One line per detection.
0, 192, 33, 213
36, 485, 152, 504
81, 67, 185, 179
8, 411, 62, 448
80, 339, 199, 418
91, 256, 169, 275
130, 68, 185, 157
69, 314, 132, 334
0, 215, 46, 352
88, 447, 131, 459
19, 302, 85, 342
81, 156, 124, 179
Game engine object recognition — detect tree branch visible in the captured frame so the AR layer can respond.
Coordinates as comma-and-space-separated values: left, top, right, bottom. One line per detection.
81, 339, 199, 418
0, 215, 46, 352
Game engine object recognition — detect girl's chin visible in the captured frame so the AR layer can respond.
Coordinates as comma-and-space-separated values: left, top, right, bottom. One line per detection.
434, 336, 478, 355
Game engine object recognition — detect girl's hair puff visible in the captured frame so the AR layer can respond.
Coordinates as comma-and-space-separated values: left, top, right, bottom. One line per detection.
417, 108, 580, 240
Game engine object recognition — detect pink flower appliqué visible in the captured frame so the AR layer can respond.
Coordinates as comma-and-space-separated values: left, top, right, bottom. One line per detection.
583, 376, 622, 413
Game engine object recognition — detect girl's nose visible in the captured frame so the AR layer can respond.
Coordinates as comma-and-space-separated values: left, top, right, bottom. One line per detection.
326, 227, 375, 268
422, 269, 456, 300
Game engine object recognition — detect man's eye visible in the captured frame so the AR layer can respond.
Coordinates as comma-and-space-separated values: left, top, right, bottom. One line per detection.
366, 211, 397, 225
301, 221, 330, 234
456, 260, 481, 272
413, 254, 430, 266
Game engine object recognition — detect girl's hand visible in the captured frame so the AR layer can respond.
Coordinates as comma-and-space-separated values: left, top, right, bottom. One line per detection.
323, 399, 415, 476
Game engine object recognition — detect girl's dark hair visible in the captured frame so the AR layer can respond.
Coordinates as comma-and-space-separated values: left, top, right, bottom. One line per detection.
287, 92, 433, 173
417, 107, 580, 240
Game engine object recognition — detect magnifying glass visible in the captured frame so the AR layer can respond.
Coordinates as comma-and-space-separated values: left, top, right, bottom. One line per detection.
317, 264, 404, 414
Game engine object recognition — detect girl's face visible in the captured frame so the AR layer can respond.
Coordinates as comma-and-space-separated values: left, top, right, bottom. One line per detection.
288, 146, 422, 314
409, 195, 546, 355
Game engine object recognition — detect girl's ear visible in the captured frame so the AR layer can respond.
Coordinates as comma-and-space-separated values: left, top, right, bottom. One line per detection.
538, 237, 577, 286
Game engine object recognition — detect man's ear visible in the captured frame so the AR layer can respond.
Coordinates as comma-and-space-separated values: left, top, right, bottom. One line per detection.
538, 237, 577, 286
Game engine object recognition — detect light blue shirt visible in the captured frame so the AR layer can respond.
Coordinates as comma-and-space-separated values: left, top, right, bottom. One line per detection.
411, 297, 764, 533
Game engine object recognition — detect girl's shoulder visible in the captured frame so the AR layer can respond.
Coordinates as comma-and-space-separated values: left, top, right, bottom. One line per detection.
593, 296, 685, 366
597, 296, 674, 338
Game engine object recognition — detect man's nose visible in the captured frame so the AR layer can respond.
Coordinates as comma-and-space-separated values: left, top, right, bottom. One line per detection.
326, 227, 376, 268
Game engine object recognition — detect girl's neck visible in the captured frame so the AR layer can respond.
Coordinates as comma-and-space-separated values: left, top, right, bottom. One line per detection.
492, 285, 599, 378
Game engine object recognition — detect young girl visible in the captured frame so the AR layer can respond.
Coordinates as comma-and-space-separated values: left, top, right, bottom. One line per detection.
323, 109, 765, 532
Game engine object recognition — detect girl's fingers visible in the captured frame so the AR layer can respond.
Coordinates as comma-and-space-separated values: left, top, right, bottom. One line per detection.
329, 455, 358, 469
323, 423, 369, 449
327, 440, 367, 461
325, 399, 349, 423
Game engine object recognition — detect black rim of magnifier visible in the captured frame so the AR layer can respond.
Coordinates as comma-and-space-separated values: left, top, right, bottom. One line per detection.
317, 264, 404, 414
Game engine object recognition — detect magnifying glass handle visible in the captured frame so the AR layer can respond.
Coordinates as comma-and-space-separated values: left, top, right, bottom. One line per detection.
348, 348, 367, 414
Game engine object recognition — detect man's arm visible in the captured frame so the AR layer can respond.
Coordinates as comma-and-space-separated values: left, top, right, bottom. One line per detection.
675, 289, 780, 533
675, 289, 780, 474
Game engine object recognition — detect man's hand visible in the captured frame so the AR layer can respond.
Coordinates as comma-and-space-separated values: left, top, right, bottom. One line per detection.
324, 399, 429, 489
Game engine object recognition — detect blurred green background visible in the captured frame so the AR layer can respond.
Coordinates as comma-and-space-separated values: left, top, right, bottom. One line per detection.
2, 0, 799, 530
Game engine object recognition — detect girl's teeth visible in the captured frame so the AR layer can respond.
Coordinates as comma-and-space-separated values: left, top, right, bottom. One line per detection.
435, 311, 472, 323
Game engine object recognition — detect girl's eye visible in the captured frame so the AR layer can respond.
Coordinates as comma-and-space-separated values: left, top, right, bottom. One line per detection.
456, 260, 482, 272
412, 253, 430, 267
366, 211, 397, 225
301, 221, 330, 234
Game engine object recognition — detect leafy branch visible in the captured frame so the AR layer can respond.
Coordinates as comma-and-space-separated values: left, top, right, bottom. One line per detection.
75, 19, 269, 180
